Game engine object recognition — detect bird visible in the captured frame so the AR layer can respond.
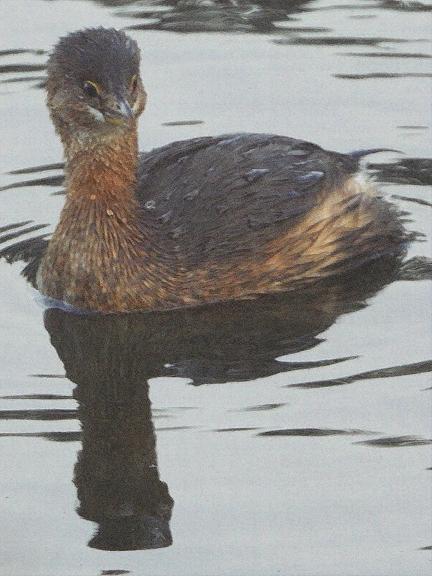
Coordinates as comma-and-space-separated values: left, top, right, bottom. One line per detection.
37, 27, 405, 313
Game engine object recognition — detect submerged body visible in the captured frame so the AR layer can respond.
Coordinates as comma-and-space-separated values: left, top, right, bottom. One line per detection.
38, 28, 405, 312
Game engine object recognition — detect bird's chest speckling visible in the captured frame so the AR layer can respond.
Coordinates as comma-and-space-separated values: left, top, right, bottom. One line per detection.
38, 198, 146, 309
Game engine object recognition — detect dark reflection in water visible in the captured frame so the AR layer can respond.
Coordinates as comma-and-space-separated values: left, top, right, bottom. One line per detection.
45, 310, 174, 551
118, 0, 312, 34
258, 427, 367, 437
355, 435, 432, 447
0, 171, 64, 193
0, 223, 50, 286
335, 72, 432, 80
288, 358, 432, 389
0, 63, 46, 74
98, 0, 432, 34
0, 221, 48, 243
0, 408, 77, 420
319, 0, 432, 12
0, 431, 82, 441
0, 1, 314, 87
0, 393, 69, 399
274, 35, 418, 46
0, 49, 45, 57
377, 0, 432, 12
392, 194, 432, 208
237, 402, 284, 411
369, 158, 432, 186
345, 51, 432, 59
2, 0, 430, 97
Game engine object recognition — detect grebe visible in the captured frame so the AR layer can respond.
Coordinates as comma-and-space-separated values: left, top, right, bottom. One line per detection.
38, 27, 404, 312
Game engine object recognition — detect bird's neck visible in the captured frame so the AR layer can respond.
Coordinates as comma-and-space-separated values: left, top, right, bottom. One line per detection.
64, 129, 139, 205
39, 127, 157, 310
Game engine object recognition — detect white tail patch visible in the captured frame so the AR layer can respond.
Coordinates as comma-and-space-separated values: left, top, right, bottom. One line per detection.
352, 170, 376, 197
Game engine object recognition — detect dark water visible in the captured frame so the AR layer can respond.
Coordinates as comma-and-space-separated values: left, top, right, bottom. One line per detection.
0, 1, 431, 575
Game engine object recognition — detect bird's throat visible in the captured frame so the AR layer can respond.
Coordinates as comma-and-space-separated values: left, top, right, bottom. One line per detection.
65, 128, 139, 203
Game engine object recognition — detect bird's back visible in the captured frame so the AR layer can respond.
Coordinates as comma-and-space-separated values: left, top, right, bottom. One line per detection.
136, 133, 405, 296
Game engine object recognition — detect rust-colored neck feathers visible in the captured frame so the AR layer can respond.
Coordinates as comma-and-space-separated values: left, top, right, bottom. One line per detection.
66, 130, 138, 203
38, 128, 171, 312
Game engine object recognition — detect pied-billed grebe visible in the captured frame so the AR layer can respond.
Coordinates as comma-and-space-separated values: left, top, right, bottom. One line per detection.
38, 27, 405, 312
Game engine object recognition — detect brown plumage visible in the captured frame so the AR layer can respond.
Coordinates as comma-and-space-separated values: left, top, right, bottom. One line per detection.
38, 27, 406, 312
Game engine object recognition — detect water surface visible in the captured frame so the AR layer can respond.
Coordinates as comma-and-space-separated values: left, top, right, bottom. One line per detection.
0, 1, 431, 575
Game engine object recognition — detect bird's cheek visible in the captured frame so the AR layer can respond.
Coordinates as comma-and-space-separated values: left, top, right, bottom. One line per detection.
87, 106, 106, 124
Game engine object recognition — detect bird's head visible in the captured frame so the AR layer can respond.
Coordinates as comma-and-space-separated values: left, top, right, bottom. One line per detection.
46, 28, 147, 144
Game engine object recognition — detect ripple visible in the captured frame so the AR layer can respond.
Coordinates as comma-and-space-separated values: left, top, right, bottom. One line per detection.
392, 194, 432, 208
0, 431, 81, 442
0, 221, 32, 234
344, 51, 432, 59
0, 49, 45, 57
0, 63, 46, 74
397, 125, 429, 130
0, 174, 64, 193
355, 435, 432, 447
156, 426, 195, 432
237, 403, 285, 412
335, 72, 432, 80
216, 427, 261, 432
377, 1, 432, 12
397, 257, 432, 281
0, 222, 48, 242
9, 162, 64, 175
0, 394, 70, 400
0, 75, 46, 85
0, 59, 47, 88
368, 157, 432, 185
123, 0, 313, 34
0, 223, 49, 286
287, 359, 432, 389
258, 428, 369, 437
274, 35, 419, 46
30, 373, 66, 379
0, 409, 77, 421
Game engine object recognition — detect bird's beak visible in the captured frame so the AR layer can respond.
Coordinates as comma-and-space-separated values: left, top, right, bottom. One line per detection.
104, 96, 134, 127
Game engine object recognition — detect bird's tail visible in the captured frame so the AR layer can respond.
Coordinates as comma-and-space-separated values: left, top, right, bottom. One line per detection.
349, 148, 402, 160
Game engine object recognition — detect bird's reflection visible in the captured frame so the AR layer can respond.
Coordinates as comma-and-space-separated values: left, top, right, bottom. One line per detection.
46, 309, 174, 550
74, 379, 173, 550
43, 255, 401, 550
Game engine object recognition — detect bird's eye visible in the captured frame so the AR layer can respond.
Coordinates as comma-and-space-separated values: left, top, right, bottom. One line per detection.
83, 81, 100, 98
130, 74, 138, 93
